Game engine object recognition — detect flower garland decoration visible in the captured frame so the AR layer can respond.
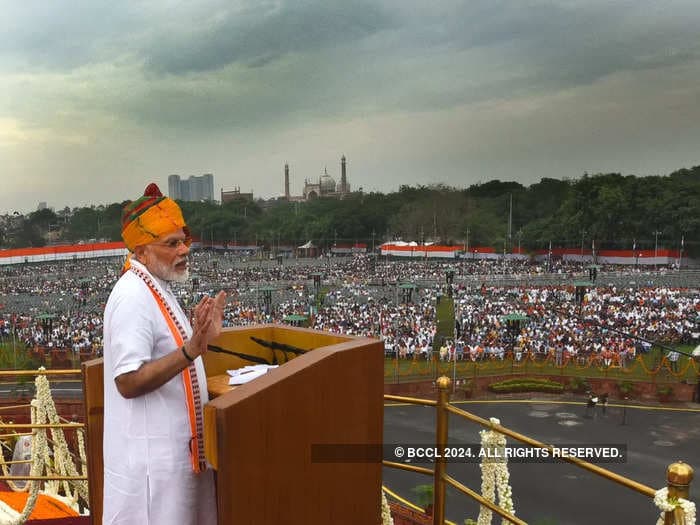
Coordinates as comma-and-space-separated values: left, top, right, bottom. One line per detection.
381, 490, 394, 525
33, 371, 87, 506
0, 502, 19, 523
76, 428, 88, 482
477, 417, 516, 525
0, 420, 34, 493
8, 398, 46, 525
0, 369, 89, 524
654, 487, 696, 525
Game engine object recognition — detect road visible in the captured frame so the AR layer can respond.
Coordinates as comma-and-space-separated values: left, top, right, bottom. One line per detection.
383, 398, 700, 525
2, 380, 696, 523
0, 380, 83, 399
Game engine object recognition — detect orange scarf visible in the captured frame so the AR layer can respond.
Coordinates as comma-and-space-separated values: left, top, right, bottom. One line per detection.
130, 265, 207, 473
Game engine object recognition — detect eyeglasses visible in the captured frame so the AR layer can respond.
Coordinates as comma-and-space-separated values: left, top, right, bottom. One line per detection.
151, 238, 191, 250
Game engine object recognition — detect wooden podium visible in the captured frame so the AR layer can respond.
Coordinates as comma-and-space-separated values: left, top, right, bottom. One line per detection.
82, 324, 384, 525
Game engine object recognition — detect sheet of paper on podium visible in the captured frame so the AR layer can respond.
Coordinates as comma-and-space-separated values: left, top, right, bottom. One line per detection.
227, 364, 279, 385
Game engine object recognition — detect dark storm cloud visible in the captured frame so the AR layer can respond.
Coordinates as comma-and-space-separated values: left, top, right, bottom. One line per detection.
0, 1, 140, 70
4, 0, 700, 213
397, 1, 700, 98
105, 0, 700, 135
145, 1, 395, 74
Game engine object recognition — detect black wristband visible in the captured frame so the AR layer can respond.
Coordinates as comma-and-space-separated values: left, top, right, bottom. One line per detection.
181, 345, 194, 362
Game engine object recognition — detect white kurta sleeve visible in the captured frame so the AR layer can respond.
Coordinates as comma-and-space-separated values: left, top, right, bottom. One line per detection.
107, 283, 156, 379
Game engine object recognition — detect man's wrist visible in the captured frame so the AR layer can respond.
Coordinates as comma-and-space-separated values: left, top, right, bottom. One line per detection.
181, 344, 194, 362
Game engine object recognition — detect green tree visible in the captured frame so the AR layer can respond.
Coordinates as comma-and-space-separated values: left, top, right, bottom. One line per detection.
65, 207, 100, 241
7, 165, 698, 257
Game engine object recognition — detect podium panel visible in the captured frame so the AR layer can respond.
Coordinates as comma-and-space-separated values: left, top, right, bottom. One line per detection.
81, 358, 104, 525
83, 325, 384, 525
203, 325, 384, 525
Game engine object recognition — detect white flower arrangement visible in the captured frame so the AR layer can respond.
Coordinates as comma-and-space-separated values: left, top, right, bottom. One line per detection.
654, 487, 696, 525
381, 490, 394, 525
33, 371, 87, 506
8, 399, 46, 525
0, 500, 20, 522
76, 428, 88, 479
477, 417, 515, 525
0, 423, 31, 493
0, 369, 89, 524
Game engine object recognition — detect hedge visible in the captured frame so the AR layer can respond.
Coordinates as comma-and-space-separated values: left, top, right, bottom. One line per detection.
488, 378, 564, 394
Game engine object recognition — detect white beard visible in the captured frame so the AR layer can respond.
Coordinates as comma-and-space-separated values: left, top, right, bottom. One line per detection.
171, 267, 190, 283
150, 258, 189, 283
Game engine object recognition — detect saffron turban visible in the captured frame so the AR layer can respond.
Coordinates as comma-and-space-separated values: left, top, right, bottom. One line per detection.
121, 183, 190, 251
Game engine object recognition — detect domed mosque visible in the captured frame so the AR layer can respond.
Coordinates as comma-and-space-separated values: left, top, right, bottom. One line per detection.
319, 168, 336, 194
284, 155, 350, 201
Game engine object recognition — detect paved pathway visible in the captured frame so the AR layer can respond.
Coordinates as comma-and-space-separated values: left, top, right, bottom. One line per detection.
383, 398, 700, 524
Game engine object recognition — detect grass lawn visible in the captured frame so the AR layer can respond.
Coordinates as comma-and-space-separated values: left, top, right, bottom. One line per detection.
0, 342, 43, 370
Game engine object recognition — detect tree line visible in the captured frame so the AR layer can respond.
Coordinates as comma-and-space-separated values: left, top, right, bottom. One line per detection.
3, 166, 699, 256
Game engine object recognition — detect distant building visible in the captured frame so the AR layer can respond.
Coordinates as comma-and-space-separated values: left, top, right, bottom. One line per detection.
339, 155, 349, 194
37, 202, 48, 211
168, 174, 214, 202
285, 156, 352, 201
303, 167, 337, 200
221, 187, 254, 204
284, 163, 291, 200
168, 175, 181, 200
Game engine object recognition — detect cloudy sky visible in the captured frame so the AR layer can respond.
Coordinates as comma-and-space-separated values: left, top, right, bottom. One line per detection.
2, 0, 700, 213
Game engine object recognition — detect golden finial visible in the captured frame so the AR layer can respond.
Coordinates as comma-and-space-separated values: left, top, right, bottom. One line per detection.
436, 376, 452, 390
667, 462, 694, 488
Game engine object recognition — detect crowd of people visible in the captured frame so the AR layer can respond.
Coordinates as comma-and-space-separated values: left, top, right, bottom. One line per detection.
0, 259, 116, 355
451, 284, 698, 366
0, 253, 698, 367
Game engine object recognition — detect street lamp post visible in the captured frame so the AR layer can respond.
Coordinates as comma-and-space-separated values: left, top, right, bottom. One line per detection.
502, 241, 507, 275
653, 230, 661, 270
385, 230, 389, 265
11, 320, 17, 368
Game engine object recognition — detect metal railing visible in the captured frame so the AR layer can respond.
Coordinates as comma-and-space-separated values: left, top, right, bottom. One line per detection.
383, 376, 695, 525
0, 369, 87, 488
1, 369, 694, 523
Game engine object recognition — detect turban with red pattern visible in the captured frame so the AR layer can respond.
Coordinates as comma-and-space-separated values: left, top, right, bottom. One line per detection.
121, 183, 190, 251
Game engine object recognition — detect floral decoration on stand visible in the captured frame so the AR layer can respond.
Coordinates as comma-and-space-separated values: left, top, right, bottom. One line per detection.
4, 392, 47, 524
33, 370, 87, 507
654, 487, 696, 525
477, 417, 515, 525
0, 369, 89, 525
381, 489, 394, 525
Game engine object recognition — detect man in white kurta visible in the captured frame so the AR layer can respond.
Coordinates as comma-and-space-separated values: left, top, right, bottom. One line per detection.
103, 183, 224, 525
103, 259, 216, 525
